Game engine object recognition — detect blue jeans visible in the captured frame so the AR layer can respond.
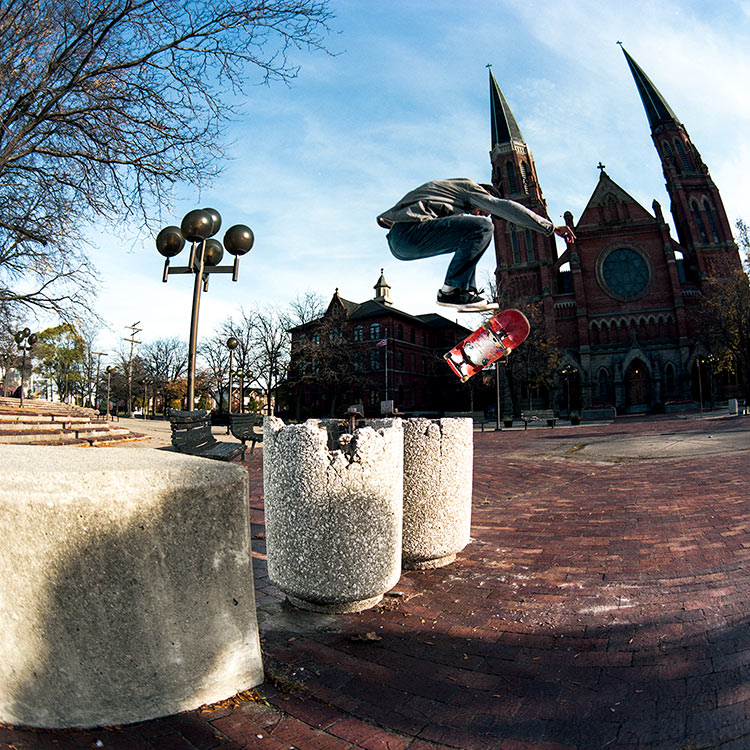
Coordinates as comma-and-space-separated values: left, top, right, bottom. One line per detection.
386, 214, 494, 290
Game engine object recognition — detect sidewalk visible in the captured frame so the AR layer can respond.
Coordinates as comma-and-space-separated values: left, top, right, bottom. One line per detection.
3, 414, 750, 749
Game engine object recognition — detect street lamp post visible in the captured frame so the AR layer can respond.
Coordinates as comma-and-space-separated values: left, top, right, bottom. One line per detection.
697, 354, 718, 417
139, 378, 152, 419
226, 337, 238, 413
226, 336, 238, 433
13, 328, 37, 407
2, 353, 10, 397
495, 359, 502, 431
235, 370, 245, 414
92, 351, 106, 409
105, 366, 112, 419
156, 209, 254, 411
559, 364, 578, 418
271, 366, 279, 416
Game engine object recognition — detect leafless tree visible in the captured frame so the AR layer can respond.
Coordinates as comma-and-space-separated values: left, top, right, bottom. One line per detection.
286, 291, 326, 327
244, 304, 290, 414
140, 337, 188, 412
0, 0, 333, 318
198, 331, 232, 412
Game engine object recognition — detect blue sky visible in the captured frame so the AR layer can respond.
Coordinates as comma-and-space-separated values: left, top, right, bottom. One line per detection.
81, 0, 750, 354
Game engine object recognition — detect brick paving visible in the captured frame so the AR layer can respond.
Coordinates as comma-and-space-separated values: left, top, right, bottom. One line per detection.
3, 414, 750, 749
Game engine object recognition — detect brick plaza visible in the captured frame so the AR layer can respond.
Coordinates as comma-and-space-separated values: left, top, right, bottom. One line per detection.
2, 414, 749, 749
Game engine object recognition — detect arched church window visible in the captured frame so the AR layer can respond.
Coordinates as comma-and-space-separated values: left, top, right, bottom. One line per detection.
662, 141, 678, 171
703, 200, 720, 242
396, 323, 403, 340
506, 162, 519, 194
690, 201, 709, 243
525, 229, 534, 261
369, 322, 381, 340
519, 161, 530, 194
353, 325, 363, 342
674, 139, 690, 171
511, 231, 521, 264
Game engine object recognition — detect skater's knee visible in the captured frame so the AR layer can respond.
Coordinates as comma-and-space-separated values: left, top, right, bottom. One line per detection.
473, 215, 494, 239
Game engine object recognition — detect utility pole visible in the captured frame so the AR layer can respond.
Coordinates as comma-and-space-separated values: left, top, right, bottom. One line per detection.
123, 322, 142, 418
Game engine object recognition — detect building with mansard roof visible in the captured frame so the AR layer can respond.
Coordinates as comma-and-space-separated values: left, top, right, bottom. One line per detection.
286, 271, 472, 418
489, 45, 742, 415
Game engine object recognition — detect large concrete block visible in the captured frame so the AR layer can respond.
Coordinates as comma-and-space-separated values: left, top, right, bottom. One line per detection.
402, 418, 473, 569
0, 445, 263, 729
263, 417, 403, 612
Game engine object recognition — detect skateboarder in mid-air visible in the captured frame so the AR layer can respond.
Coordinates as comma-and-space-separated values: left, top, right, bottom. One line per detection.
377, 178, 575, 309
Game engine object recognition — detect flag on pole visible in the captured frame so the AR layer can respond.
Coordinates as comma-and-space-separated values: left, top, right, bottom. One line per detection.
375, 338, 388, 348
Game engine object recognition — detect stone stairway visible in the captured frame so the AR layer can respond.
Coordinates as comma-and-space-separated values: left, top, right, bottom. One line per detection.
0, 397, 150, 447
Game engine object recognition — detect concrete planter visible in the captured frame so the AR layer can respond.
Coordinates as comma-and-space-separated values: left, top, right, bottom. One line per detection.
402, 418, 473, 569
263, 417, 403, 613
0, 446, 263, 729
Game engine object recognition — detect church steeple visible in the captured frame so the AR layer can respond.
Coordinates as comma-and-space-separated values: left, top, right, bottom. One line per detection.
487, 67, 546, 210
620, 44, 680, 129
621, 44, 739, 277
486, 67, 558, 305
490, 67, 525, 148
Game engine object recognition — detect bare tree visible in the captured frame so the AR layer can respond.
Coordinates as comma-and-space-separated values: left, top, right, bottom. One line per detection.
140, 337, 188, 412
243, 305, 290, 414
287, 291, 326, 327
0, 0, 333, 317
198, 331, 231, 412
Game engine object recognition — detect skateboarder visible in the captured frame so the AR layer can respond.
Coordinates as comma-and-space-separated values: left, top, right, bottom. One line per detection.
377, 178, 575, 308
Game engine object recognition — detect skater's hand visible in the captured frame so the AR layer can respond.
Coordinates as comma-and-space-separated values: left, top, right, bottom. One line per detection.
554, 225, 576, 243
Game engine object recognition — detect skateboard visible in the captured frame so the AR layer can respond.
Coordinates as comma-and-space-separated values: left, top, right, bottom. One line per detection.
444, 308, 530, 382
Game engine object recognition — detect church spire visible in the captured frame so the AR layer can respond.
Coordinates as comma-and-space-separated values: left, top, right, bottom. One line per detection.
619, 43, 680, 130
489, 66, 524, 147
620, 43, 738, 277
486, 66, 558, 305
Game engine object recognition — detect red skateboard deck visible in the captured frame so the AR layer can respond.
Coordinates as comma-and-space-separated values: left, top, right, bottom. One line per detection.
444, 309, 530, 382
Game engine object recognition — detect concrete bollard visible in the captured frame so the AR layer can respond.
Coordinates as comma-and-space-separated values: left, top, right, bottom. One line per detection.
263, 417, 403, 613
401, 417, 473, 569
0, 445, 264, 729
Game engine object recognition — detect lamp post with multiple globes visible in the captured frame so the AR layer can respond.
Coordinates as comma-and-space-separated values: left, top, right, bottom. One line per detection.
156, 208, 253, 411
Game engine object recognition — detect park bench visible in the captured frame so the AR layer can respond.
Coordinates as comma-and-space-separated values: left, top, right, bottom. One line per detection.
520, 409, 557, 429
169, 410, 244, 461
229, 413, 264, 454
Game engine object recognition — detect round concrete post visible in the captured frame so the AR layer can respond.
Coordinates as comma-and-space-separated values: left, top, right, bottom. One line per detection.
263, 417, 403, 613
402, 417, 473, 569
0, 445, 264, 729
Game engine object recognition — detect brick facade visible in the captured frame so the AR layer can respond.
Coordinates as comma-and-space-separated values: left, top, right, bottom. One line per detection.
287, 273, 473, 418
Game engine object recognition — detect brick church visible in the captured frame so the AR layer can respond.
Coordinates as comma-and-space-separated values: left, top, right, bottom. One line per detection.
490, 45, 742, 414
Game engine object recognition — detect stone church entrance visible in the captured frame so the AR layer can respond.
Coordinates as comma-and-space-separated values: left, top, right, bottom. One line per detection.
625, 360, 650, 412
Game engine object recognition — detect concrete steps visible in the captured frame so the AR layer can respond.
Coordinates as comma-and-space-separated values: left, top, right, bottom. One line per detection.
0, 398, 149, 447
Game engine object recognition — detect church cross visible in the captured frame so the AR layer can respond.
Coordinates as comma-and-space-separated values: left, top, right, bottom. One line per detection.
597, 162, 606, 172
